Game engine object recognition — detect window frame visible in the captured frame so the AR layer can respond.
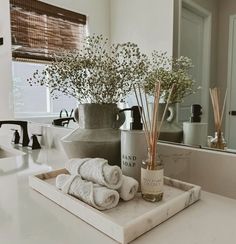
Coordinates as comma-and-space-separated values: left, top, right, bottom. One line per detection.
10, 0, 86, 118
10, 0, 87, 62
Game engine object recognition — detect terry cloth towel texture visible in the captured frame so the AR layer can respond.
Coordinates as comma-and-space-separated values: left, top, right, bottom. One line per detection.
56, 174, 119, 210
65, 158, 123, 190
118, 175, 139, 201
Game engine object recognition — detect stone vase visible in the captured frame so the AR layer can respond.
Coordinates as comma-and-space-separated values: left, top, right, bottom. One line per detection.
156, 103, 183, 143
60, 103, 125, 166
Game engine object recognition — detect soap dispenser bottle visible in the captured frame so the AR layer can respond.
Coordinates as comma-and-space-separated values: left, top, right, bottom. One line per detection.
183, 104, 208, 146
121, 106, 147, 186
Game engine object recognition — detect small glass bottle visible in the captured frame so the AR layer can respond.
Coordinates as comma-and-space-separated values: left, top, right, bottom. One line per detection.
141, 149, 164, 202
210, 131, 227, 150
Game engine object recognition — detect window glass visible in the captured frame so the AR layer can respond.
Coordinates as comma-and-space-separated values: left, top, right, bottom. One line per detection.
13, 62, 48, 115
51, 91, 77, 114
12, 61, 77, 117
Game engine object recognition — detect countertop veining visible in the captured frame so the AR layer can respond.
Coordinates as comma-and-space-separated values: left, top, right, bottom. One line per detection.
0, 141, 236, 244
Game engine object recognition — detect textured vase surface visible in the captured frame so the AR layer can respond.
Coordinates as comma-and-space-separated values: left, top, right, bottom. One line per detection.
61, 103, 125, 166
157, 103, 183, 143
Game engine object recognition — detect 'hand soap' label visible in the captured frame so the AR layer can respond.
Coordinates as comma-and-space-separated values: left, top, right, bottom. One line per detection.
122, 154, 137, 167
141, 168, 163, 194
121, 154, 140, 182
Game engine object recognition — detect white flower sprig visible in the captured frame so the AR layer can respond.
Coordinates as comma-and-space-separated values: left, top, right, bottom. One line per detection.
28, 35, 149, 104
144, 51, 196, 104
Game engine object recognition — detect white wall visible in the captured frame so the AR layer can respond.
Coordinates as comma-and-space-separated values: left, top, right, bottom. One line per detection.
45, 0, 174, 56
0, 0, 13, 119
110, 0, 174, 56
217, 0, 236, 92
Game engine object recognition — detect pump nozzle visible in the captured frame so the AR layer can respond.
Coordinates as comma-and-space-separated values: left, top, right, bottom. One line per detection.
190, 104, 202, 122
120, 106, 143, 130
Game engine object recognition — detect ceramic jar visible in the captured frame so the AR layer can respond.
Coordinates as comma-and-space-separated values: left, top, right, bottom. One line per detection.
156, 103, 183, 143
61, 103, 125, 166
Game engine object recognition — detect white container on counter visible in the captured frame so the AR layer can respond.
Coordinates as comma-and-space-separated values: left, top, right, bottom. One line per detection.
120, 106, 147, 187
183, 122, 208, 147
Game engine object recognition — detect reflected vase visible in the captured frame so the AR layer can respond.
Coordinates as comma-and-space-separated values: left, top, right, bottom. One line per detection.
154, 103, 183, 143
60, 103, 126, 166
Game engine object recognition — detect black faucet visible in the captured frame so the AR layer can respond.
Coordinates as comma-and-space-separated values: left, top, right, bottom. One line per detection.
0, 120, 30, 147
52, 117, 75, 127
59, 109, 69, 118
28, 134, 42, 150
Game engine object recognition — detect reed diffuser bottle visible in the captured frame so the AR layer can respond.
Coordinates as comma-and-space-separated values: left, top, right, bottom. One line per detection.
133, 82, 174, 202
210, 131, 227, 150
209, 88, 227, 150
141, 148, 164, 202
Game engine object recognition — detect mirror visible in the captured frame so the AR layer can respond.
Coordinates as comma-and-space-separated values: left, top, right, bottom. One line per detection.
13, 0, 236, 153
173, 0, 236, 152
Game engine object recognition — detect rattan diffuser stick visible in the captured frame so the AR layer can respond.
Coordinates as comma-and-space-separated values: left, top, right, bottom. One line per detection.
133, 85, 151, 149
133, 82, 174, 170
209, 87, 227, 132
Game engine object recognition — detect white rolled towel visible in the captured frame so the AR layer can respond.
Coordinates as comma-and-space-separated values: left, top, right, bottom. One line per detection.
65, 158, 123, 190
56, 174, 120, 211
118, 175, 139, 201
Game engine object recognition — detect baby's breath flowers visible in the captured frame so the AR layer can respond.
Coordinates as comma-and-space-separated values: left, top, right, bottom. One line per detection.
28, 35, 149, 104
144, 51, 196, 103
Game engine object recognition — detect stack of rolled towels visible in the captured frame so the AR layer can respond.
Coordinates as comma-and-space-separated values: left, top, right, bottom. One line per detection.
56, 158, 139, 211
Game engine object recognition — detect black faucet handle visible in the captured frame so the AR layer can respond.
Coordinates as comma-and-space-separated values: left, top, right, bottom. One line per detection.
69, 109, 74, 117
11, 129, 20, 144
0, 120, 29, 147
52, 117, 75, 127
59, 109, 69, 118
32, 133, 42, 137
28, 134, 42, 150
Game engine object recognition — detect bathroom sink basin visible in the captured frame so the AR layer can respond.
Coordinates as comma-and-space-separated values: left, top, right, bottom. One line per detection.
0, 147, 25, 159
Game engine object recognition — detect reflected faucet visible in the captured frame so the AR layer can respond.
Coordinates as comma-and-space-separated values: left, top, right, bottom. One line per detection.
59, 109, 68, 118
0, 120, 30, 147
52, 117, 75, 127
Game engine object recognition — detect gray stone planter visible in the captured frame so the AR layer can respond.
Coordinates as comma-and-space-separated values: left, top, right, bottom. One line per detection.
157, 103, 183, 143
61, 103, 125, 166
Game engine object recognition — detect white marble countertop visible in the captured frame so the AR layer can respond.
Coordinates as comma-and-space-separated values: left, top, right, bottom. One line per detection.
0, 144, 236, 244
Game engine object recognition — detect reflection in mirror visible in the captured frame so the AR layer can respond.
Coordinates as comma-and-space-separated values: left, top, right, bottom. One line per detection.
12, 0, 236, 153
173, 0, 236, 152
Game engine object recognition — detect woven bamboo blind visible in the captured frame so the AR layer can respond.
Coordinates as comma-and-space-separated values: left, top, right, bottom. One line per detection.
10, 0, 87, 62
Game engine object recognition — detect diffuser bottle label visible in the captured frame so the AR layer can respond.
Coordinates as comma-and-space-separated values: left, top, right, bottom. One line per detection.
141, 168, 164, 194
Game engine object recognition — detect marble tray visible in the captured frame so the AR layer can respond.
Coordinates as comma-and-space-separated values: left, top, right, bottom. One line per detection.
29, 169, 201, 244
